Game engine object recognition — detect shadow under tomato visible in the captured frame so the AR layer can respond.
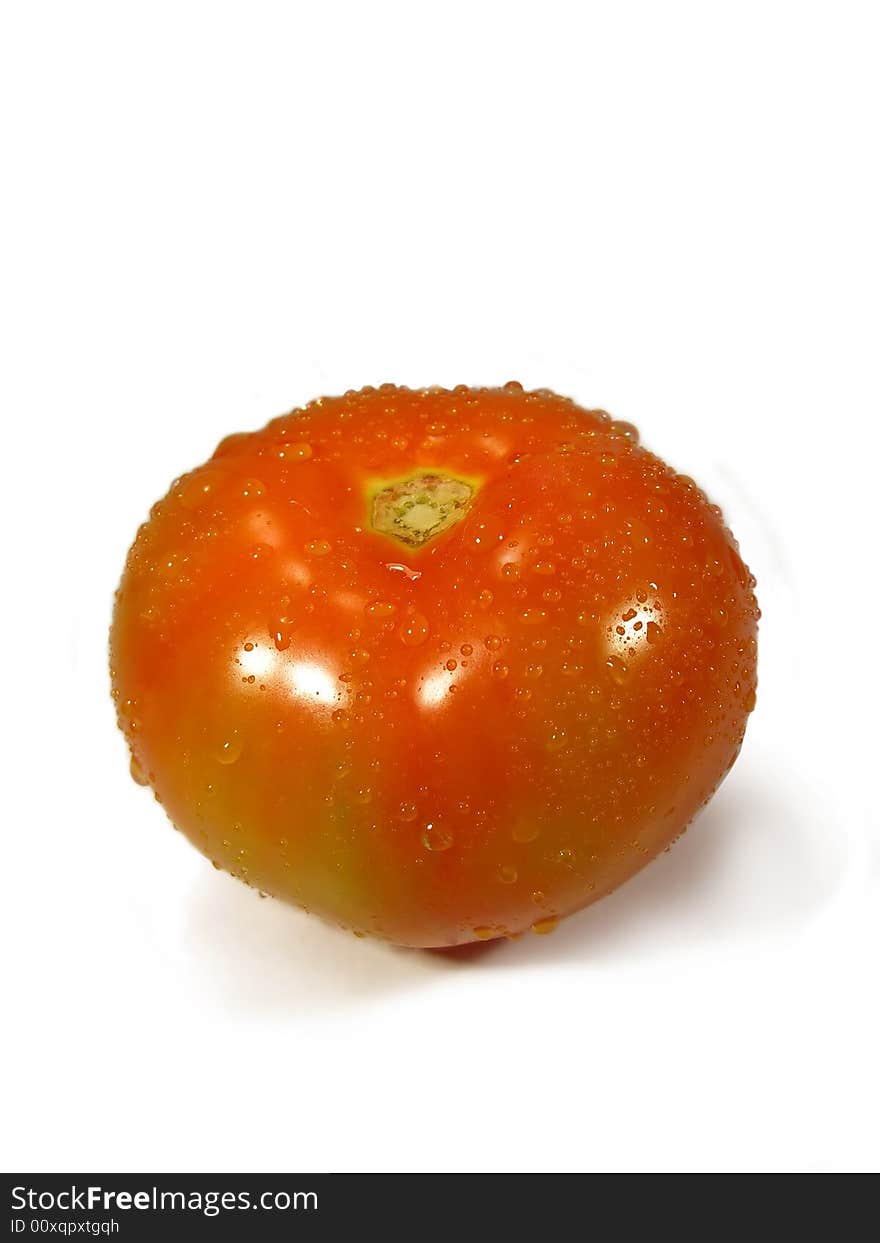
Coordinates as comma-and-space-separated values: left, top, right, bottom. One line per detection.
426, 940, 506, 963
182, 871, 459, 1015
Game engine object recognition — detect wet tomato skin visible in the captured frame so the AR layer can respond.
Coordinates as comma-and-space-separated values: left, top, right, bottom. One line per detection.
110, 384, 759, 947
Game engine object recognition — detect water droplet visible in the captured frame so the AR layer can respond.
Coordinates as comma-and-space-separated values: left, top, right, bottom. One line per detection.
460, 643, 473, 657
273, 625, 293, 651
421, 822, 453, 852
546, 728, 568, 752
241, 478, 265, 499
398, 802, 418, 822
386, 561, 422, 582
646, 621, 662, 644
605, 655, 628, 684
445, 658, 457, 671
498, 864, 518, 885
217, 735, 243, 765
478, 589, 494, 608
530, 889, 546, 904
365, 600, 397, 618
531, 916, 558, 935
492, 661, 509, 679
533, 560, 555, 576
399, 612, 430, 646
519, 608, 548, 626
485, 634, 502, 651
129, 755, 149, 786
609, 419, 640, 443
473, 926, 495, 940
349, 648, 371, 667
352, 786, 372, 805
306, 539, 331, 556
178, 468, 224, 509
287, 442, 312, 460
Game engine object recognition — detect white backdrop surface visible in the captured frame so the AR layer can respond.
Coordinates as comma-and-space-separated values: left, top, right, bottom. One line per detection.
2, 1, 877, 1173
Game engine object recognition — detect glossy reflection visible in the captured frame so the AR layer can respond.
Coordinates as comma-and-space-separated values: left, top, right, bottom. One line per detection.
603, 596, 666, 666
287, 660, 337, 706
239, 644, 275, 678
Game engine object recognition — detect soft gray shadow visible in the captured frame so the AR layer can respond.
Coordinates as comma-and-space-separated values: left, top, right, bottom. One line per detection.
183, 870, 454, 1016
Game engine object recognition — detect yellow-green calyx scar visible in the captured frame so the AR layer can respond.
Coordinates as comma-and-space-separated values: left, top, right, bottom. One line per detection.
370, 472, 476, 549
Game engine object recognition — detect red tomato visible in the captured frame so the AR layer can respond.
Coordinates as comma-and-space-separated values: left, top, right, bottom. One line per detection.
110, 384, 759, 947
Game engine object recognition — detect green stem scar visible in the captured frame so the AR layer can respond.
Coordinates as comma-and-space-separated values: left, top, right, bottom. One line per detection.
369, 473, 477, 549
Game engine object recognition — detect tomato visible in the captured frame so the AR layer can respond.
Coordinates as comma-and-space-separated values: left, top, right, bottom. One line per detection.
110, 383, 759, 947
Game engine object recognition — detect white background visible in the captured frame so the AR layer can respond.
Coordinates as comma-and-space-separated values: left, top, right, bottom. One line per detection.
2, 1, 878, 1173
